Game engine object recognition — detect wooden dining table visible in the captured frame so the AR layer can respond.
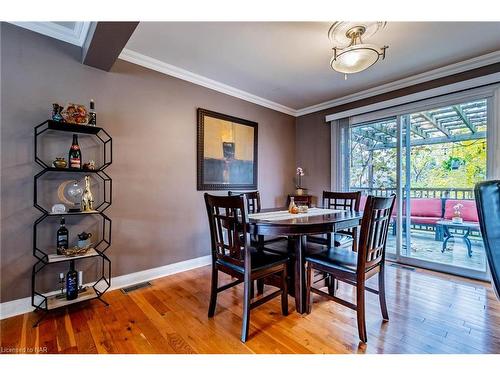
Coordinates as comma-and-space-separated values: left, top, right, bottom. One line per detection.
249, 207, 363, 314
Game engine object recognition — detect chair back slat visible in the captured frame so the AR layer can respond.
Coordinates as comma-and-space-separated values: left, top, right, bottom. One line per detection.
358, 195, 395, 272
228, 191, 261, 214
323, 191, 361, 211
205, 193, 249, 267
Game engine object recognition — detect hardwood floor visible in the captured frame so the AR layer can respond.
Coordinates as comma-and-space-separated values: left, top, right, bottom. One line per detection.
1, 262, 499, 354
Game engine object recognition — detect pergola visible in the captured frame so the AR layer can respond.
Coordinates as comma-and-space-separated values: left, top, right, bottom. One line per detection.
352, 99, 488, 151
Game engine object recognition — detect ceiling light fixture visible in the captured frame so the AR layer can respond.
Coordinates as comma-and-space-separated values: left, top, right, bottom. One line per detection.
328, 22, 388, 80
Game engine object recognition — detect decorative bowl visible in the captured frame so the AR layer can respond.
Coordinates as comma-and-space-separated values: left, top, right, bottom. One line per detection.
61, 103, 89, 124
53, 157, 67, 168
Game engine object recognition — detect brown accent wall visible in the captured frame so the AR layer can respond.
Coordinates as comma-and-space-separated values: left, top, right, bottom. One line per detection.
295, 109, 332, 204
0, 23, 296, 303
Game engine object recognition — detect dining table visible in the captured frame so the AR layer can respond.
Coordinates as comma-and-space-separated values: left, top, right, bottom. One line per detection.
248, 207, 363, 314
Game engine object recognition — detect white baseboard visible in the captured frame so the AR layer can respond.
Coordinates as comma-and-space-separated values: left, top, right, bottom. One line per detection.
0, 255, 211, 320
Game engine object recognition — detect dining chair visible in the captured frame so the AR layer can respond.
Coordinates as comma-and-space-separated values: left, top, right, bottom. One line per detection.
309, 191, 362, 251
474, 180, 500, 300
228, 190, 288, 295
305, 194, 395, 343
204, 193, 289, 342
228, 191, 289, 248
228, 190, 261, 214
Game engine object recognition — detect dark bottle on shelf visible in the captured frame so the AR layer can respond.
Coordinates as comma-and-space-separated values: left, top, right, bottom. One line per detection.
68, 134, 82, 169
56, 217, 69, 255
88, 99, 96, 126
66, 260, 78, 300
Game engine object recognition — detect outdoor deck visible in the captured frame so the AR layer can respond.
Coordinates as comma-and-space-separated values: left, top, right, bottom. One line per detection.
349, 186, 486, 273
386, 229, 486, 272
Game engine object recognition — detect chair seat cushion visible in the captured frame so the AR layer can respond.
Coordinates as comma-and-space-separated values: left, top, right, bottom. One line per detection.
305, 247, 359, 273
216, 248, 288, 274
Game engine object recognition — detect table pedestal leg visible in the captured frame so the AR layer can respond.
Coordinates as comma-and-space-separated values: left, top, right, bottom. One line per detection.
294, 235, 307, 314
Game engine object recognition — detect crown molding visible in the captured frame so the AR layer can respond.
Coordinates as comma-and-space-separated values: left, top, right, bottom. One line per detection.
118, 49, 297, 116
296, 50, 500, 117
119, 49, 500, 118
9, 22, 92, 47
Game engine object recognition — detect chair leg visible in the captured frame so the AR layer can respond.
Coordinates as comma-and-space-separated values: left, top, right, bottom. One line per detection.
352, 227, 358, 252
326, 233, 332, 248
257, 278, 264, 295
327, 275, 336, 296
208, 267, 218, 317
306, 263, 313, 314
241, 273, 252, 343
356, 281, 367, 343
281, 267, 288, 316
378, 267, 389, 321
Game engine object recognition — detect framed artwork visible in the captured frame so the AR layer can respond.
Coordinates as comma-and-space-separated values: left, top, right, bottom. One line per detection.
197, 108, 258, 190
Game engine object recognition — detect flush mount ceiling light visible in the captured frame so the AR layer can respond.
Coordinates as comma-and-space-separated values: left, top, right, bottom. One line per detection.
328, 21, 388, 79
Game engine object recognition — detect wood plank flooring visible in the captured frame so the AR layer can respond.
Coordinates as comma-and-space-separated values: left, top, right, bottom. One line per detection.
1, 262, 500, 354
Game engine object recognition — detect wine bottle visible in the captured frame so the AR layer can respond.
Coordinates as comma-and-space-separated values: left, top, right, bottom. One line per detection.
66, 260, 78, 300
56, 217, 69, 255
68, 134, 82, 169
88, 99, 96, 126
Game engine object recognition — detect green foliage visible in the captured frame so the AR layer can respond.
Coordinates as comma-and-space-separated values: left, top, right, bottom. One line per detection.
350, 138, 486, 189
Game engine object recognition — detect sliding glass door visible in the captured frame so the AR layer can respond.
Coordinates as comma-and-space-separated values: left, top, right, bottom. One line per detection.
343, 96, 491, 280
400, 100, 489, 278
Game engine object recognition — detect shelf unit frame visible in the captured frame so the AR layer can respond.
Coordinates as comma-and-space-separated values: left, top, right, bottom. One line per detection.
32, 120, 113, 327
34, 120, 112, 170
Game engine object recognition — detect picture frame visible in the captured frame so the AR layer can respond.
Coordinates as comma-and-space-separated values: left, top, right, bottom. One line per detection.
197, 108, 258, 191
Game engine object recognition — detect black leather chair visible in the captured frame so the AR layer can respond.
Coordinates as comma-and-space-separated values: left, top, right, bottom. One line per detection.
474, 180, 500, 300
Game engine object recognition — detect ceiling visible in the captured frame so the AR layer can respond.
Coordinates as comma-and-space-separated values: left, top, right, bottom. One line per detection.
125, 22, 500, 111
10, 21, 500, 115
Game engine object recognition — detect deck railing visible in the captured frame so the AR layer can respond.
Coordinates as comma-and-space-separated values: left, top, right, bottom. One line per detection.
350, 187, 475, 200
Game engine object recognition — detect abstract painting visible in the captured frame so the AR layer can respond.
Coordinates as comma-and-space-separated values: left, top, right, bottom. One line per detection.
197, 108, 258, 190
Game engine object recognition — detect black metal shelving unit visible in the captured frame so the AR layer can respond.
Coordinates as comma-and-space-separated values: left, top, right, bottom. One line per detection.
32, 120, 113, 326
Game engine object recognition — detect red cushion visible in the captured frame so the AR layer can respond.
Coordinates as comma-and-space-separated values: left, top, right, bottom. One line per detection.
409, 198, 442, 218
408, 216, 441, 225
444, 199, 479, 222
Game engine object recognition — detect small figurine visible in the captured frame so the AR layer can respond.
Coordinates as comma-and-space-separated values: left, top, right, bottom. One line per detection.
52, 103, 64, 122
83, 160, 96, 170
81, 175, 94, 212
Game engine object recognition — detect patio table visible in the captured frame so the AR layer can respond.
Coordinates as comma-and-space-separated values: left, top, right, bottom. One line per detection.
436, 220, 480, 257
